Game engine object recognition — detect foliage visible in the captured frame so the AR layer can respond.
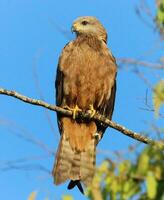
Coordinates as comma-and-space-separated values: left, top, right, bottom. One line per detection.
27, 191, 49, 200
156, 0, 164, 34
62, 195, 74, 200
28, 191, 37, 200
62, 146, 164, 200
86, 145, 164, 200
153, 80, 164, 117
27, 192, 74, 200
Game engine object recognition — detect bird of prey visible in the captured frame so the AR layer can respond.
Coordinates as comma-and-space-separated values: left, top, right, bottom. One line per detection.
53, 16, 117, 193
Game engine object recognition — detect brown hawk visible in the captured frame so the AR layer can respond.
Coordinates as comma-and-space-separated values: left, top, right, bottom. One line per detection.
53, 16, 117, 193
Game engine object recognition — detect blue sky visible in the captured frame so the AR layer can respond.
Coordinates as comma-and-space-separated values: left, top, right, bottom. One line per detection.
0, 0, 163, 200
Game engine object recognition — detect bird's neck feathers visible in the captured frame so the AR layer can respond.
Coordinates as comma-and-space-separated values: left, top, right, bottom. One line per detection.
75, 33, 107, 50
77, 32, 107, 43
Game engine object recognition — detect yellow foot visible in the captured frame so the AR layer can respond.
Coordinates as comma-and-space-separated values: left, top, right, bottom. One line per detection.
88, 104, 96, 118
63, 105, 82, 119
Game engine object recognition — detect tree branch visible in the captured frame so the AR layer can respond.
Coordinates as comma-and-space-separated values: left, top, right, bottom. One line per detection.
0, 88, 163, 149
117, 58, 164, 69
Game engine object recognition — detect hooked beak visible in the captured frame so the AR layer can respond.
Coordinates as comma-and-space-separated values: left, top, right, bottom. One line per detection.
71, 23, 78, 33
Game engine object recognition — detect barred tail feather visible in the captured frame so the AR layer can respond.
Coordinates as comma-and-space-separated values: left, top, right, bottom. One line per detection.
81, 139, 96, 186
53, 133, 74, 185
52, 118, 96, 193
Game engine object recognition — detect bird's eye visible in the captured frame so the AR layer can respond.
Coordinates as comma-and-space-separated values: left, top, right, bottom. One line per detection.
81, 20, 89, 25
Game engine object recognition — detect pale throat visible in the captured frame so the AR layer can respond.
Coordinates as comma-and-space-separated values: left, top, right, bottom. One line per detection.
75, 29, 107, 43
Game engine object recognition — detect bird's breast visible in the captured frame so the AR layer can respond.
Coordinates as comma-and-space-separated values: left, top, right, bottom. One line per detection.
61, 44, 114, 110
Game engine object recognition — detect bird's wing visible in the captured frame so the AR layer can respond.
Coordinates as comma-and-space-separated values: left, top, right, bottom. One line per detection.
96, 53, 117, 141
55, 42, 70, 134
55, 66, 64, 107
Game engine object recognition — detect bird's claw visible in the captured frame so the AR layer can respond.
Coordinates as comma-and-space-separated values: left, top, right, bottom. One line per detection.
63, 105, 82, 119
88, 104, 96, 118
72, 105, 82, 119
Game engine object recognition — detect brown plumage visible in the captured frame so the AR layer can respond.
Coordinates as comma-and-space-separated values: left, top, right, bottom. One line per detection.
53, 16, 117, 193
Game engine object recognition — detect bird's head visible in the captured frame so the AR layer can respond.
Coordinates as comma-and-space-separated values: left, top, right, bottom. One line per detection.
72, 16, 107, 43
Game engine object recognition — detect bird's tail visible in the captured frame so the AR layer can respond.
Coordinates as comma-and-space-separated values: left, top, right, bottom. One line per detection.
67, 180, 84, 194
52, 117, 97, 193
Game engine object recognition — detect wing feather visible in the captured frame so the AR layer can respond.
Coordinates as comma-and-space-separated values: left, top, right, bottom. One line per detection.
96, 54, 117, 141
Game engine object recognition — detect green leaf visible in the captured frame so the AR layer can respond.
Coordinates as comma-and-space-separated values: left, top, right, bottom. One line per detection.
105, 173, 114, 185
28, 191, 37, 200
137, 149, 149, 175
119, 160, 131, 175
146, 172, 157, 199
154, 165, 162, 180
98, 160, 108, 174
127, 182, 140, 199
62, 195, 73, 200
156, 0, 164, 33
153, 80, 164, 117
110, 179, 118, 194
123, 181, 130, 194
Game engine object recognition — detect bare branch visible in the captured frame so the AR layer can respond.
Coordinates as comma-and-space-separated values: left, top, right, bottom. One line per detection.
32, 50, 58, 139
117, 58, 164, 69
0, 118, 54, 154
1, 163, 51, 174
0, 154, 52, 174
0, 88, 164, 149
134, 0, 155, 29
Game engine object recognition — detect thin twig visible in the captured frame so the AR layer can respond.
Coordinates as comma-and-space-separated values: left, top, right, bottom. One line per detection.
0, 88, 164, 149
1, 163, 51, 173
0, 118, 54, 155
117, 58, 164, 69
32, 50, 58, 138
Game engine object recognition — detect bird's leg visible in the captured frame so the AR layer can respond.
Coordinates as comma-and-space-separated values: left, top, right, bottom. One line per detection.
63, 105, 82, 119
88, 104, 96, 118
72, 105, 82, 119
